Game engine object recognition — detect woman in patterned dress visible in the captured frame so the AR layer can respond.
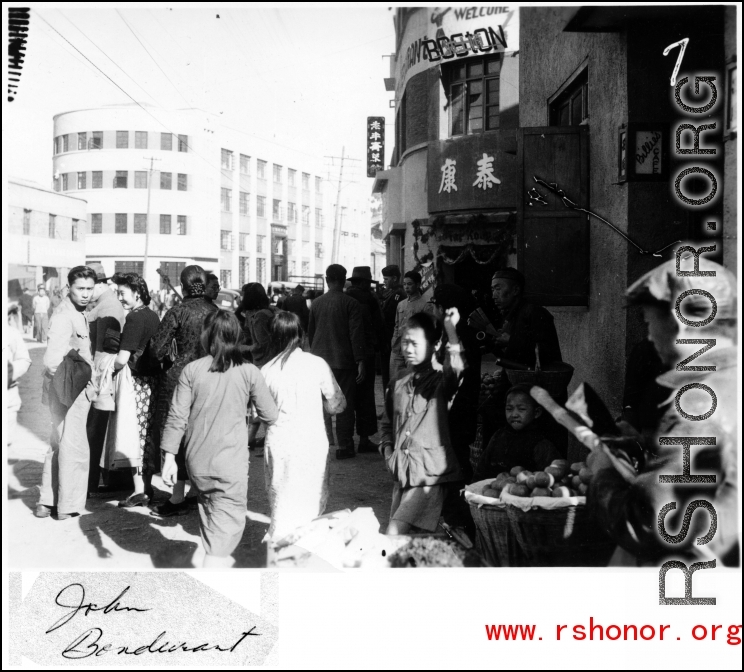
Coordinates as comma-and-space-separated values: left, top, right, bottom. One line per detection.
146, 265, 219, 516
111, 273, 161, 508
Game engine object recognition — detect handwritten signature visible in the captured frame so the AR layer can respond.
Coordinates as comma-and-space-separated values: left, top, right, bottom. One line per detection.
47, 582, 261, 659
61, 627, 259, 659
46, 583, 150, 634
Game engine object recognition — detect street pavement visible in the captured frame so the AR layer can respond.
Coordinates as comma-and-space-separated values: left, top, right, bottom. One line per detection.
6, 338, 393, 569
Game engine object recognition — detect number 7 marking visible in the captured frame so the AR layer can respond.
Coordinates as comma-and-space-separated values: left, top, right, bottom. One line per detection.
663, 38, 689, 86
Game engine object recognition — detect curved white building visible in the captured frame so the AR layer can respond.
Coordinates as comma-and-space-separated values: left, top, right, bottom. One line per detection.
51, 104, 346, 292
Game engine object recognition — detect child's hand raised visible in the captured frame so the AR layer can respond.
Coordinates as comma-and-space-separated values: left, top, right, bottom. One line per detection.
443, 307, 460, 343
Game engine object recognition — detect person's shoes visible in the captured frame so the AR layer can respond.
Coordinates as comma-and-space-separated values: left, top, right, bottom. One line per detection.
56, 512, 80, 520
150, 499, 189, 517
118, 493, 150, 508
357, 437, 379, 453
34, 504, 55, 518
335, 447, 356, 460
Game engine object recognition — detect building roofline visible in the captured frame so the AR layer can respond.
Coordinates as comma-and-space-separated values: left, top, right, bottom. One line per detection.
52, 103, 202, 121
8, 178, 88, 203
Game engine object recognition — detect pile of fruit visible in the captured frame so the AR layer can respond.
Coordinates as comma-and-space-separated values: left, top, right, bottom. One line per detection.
481, 459, 593, 499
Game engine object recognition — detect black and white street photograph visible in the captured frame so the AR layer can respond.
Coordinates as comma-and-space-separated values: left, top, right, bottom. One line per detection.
2, 5, 741, 665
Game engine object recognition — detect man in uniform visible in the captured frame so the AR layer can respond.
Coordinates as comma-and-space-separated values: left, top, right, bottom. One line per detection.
588, 253, 738, 567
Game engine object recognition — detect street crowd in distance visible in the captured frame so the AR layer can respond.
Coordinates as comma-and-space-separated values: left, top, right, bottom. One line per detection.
5, 252, 738, 569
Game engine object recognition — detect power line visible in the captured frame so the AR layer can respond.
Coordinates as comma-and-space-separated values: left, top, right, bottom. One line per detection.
56, 9, 161, 107
115, 9, 195, 111
34, 12, 244, 194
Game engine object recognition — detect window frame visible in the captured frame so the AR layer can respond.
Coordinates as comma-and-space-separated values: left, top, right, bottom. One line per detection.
221, 148, 234, 171
135, 131, 148, 149
49, 214, 57, 239
71, 219, 79, 242
257, 160, 267, 180
114, 171, 128, 189
302, 172, 310, 190
548, 62, 589, 127
135, 171, 148, 189
257, 195, 266, 218
91, 213, 102, 234
177, 173, 187, 191
177, 215, 187, 235
161, 133, 173, 151
221, 187, 232, 212
273, 164, 283, 184
91, 131, 103, 150
116, 130, 129, 149
160, 172, 172, 190
92, 171, 103, 189
115, 213, 128, 234
240, 154, 250, 174
23, 208, 31, 235
78, 132, 87, 151
160, 214, 172, 235
178, 134, 188, 152
133, 213, 147, 234
239, 191, 250, 216
443, 53, 503, 137
220, 230, 233, 251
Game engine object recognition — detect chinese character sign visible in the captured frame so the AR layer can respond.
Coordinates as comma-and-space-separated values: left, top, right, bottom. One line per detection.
367, 117, 385, 177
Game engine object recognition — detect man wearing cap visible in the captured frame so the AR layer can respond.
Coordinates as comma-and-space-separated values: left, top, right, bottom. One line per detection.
588, 250, 738, 567
379, 265, 405, 393
308, 264, 366, 459
283, 284, 310, 333
85, 261, 126, 495
390, 270, 436, 379
346, 266, 386, 453
33, 284, 51, 342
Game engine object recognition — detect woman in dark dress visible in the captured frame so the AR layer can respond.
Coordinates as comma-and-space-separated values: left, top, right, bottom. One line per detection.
146, 265, 219, 516
109, 273, 162, 508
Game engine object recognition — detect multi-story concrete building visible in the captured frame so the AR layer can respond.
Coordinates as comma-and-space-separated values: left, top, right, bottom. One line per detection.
50, 104, 365, 292
6, 177, 87, 301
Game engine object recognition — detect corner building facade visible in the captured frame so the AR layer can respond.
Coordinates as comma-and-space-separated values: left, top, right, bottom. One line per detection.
378, 6, 735, 425
52, 104, 332, 292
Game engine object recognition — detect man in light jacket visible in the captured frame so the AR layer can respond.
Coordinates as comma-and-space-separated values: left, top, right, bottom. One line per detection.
36, 265, 96, 520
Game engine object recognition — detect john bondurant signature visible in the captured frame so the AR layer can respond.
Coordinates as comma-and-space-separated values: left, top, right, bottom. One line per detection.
47, 582, 260, 659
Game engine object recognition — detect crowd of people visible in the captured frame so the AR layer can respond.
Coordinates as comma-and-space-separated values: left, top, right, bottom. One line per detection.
9, 249, 737, 569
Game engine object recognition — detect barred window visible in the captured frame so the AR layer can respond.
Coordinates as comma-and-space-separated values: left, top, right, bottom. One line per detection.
221, 187, 232, 212
160, 214, 171, 234
160, 172, 172, 190
221, 230, 233, 251
116, 131, 129, 148
115, 213, 128, 234
91, 213, 102, 234
161, 133, 172, 150
135, 171, 147, 189
177, 173, 187, 191
77, 172, 86, 190
133, 213, 147, 234
92, 171, 103, 189
177, 215, 187, 235
135, 131, 148, 149
239, 256, 250, 286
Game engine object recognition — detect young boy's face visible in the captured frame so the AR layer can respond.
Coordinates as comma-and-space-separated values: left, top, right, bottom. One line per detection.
402, 326, 433, 367
505, 391, 540, 431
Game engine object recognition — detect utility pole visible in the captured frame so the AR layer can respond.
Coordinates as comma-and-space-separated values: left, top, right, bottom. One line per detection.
142, 156, 160, 282
331, 146, 345, 264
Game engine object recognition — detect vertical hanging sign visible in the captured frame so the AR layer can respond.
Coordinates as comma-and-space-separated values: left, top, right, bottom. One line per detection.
367, 116, 385, 177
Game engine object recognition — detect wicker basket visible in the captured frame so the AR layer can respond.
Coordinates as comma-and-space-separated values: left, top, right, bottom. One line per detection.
505, 362, 574, 400
468, 423, 485, 474
506, 504, 615, 567
469, 502, 527, 567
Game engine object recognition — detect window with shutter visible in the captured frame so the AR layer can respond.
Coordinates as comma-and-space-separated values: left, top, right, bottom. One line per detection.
517, 126, 589, 306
